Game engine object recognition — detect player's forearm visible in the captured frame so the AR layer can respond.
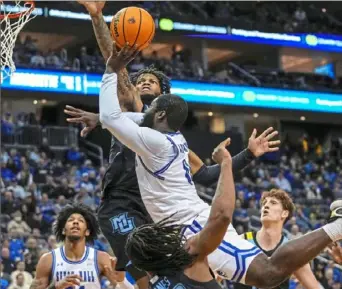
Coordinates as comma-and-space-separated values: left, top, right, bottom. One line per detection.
91, 14, 114, 62
294, 263, 321, 289
99, 72, 159, 157
193, 149, 255, 187
91, 14, 135, 110
209, 160, 235, 227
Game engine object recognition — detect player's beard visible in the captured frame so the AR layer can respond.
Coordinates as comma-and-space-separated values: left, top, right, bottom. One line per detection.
67, 235, 81, 242
140, 111, 155, 128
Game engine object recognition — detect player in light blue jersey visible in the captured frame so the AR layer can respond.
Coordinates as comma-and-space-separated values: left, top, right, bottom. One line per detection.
100, 42, 342, 288
30, 203, 124, 289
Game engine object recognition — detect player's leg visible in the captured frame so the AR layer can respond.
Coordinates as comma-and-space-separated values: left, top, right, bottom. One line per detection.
97, 200, 150, 289
183, 211, 262, 283
245, 200, 342, 287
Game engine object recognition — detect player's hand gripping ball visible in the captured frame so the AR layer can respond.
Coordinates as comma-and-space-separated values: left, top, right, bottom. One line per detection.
110, 7, 155, 51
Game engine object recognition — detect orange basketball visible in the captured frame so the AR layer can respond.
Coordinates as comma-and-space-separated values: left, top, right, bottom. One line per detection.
110, 7, 155, 51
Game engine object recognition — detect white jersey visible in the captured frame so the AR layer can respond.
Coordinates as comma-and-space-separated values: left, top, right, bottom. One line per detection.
51, 246, 101, 289
99, 73, 209, 225
135, 132, 209, 224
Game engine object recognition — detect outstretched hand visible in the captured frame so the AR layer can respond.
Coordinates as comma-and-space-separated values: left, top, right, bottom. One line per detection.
248, 127, 281, 157
77, 1, 106, 16
64, 105, 99, 137
106, 42, 139, 73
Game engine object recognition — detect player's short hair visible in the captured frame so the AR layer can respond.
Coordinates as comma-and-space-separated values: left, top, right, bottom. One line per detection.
130, 66, 171, 94
261, 189, 295, 223
155, 94, 188, 131
53, 203, 100, 244
125, 217, 195, 274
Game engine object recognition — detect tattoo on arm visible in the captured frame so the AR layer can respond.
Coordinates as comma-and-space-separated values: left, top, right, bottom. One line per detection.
91, 14, 113, 62
91, 13, 133, 89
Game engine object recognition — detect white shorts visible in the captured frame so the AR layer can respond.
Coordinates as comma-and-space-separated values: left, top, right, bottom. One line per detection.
183, 208, 262, 284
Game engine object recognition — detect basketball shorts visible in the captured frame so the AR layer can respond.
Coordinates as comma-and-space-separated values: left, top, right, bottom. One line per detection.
183, 208, 262, 284
97, 197, 153, 281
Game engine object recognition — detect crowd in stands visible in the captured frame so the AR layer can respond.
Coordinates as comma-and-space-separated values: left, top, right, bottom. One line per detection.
62, 1, 342, 35
13, 34, 342, 94
1, 121, 342, 288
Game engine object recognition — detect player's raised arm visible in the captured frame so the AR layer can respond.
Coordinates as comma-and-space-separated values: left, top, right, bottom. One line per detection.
78, 0, 142, 112
189, 127, 280, 187
186, 139, 235, 260
99, 43, 167, 158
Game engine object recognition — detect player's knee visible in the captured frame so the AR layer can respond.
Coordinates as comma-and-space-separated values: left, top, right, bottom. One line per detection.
245, 254, 286, 288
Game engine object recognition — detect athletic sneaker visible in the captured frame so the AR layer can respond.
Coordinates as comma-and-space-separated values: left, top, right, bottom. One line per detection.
329, 200, 342, 222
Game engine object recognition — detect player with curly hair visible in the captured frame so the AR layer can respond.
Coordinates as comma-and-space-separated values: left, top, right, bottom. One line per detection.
30, 203, 120, 289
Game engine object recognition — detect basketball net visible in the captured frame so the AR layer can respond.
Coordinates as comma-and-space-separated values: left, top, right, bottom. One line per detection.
0, 1, 36, 80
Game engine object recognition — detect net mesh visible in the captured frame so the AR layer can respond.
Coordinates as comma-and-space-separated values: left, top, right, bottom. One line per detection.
1, 1, 36, 80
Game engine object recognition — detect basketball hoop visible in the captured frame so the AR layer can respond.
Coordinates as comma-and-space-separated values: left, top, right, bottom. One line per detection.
1, 1, 36, 80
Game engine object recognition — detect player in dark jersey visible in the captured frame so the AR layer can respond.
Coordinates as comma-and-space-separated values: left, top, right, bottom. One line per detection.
236, 189, 320, 289
125, 138, 236, 289
67, 2, 280, 289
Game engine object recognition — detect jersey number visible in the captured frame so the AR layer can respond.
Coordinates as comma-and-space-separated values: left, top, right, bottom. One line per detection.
182, 159, 193, 185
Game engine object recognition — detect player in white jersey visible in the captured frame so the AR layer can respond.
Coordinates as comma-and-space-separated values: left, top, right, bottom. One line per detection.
100, 43, 342, 288
30, 203, 127, 289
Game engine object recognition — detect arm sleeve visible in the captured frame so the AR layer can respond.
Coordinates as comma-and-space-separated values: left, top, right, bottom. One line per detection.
122, 112, 145, 124
193, 149, 255, 187
99, 73, 166, 158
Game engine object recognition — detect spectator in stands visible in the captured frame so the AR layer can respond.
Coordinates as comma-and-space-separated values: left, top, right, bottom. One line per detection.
47, 235, 57, 251
16, 164, 33, 188
10, 262, 32, 288
8, 273, 29, 289
80, 46, 91, 71
7, 211, 31, 238
233, 198, 250, 231
1, 113, 15, 138
0, 262, 11, 289
289, 224, 303, 240
66, 145, 83, 165
23, 237, 39, 271
74, 184, 95, 209
294, 6, 307, 23
40, 175, 57, 197
30, 51, 45, 68
45, 50, 60, 69
55, 195, 67, 214
1, 191, 19, 216
78, 172, 95, 193
39, 138, 53, 159
38, 193, 56, 234
1, 248, 15, 275
274, 172, 292, 192
1, 161, 15, 183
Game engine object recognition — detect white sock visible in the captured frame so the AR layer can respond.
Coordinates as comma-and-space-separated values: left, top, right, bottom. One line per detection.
322, 218, 342, 242
116, 278, 135, 289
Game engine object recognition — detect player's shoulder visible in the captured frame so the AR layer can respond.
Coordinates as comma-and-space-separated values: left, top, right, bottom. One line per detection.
39, 251, 53, 261
96, 249, 110, 260
36, 251, 54, 273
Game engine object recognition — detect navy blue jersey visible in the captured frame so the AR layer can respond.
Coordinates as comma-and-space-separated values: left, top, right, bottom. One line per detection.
150, 271, 221, 289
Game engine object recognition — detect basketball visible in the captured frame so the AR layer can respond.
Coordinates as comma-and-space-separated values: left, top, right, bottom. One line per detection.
110, 7, 155, 51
